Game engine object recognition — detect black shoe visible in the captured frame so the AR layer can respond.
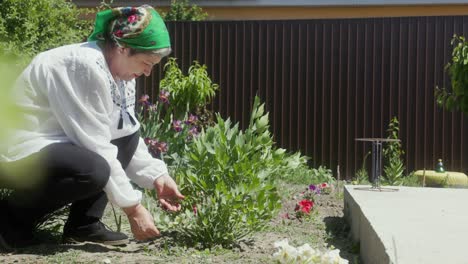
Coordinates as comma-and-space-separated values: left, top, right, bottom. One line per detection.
0, 201, 37, 251
63, 221, 129, 246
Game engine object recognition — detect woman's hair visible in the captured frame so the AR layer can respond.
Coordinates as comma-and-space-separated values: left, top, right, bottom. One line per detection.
128, 46, 172, 58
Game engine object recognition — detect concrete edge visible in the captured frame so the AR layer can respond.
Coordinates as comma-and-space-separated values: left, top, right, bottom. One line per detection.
343, 186, 391, 264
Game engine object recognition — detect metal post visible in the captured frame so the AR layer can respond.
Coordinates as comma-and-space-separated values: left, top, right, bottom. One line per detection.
371, 141, 383, 188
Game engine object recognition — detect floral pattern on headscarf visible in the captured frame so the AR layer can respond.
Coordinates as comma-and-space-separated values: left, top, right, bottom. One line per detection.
109, 7, 152, 44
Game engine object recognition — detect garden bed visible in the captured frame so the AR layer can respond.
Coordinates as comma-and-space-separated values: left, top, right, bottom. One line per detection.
0, 182, 359, 263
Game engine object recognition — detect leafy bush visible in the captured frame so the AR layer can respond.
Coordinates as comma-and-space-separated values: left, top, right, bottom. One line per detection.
436, 35, 468, 115
162, 0, 208, 21
160, 58, 218, 120
0, 0, 92, 62
144, 97, 284, 248
139, 58, 218, 165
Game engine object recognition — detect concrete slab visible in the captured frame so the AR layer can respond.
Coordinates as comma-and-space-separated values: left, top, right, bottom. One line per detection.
344, 185, 468, 264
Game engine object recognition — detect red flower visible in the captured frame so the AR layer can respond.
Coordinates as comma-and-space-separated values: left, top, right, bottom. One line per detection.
295, 199, 314, 214
193, 205, 198, 215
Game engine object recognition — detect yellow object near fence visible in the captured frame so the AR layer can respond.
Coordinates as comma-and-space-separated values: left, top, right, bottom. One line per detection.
414, 170, 468, 187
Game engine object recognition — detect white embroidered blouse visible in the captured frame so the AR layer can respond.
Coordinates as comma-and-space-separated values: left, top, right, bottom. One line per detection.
0, 42, 168, 208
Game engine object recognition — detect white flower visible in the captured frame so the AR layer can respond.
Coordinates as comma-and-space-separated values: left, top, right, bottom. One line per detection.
272, 240, 348, 264
274, 239, 290, 248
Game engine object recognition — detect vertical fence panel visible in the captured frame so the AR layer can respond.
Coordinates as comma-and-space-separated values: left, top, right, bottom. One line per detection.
140, 17, 468, 178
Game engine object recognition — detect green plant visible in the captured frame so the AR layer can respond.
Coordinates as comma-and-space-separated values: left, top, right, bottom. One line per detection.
0, 0, 92, 63
160, 58, 218, 120
382, 117, 405, 186
275, 152, 334, 185
138, 92, 200, 167
162, 0, 208, 21
400, 172, 421, 187
35, 205, 70, 241
110, 204, 122, 232
145, 96, 284, 248
435, 35, 468, 115
354, 152, 370, 185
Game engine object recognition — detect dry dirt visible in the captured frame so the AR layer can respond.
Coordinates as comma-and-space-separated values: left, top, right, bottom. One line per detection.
0, 183, 359, 263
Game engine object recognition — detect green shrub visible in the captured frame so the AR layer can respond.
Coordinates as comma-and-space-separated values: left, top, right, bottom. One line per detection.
0, 0, 92, 62
160, 58, 218, 120
144, 96, 283, 248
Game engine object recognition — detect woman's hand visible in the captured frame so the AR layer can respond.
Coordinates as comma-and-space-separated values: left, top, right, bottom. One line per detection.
153, 174, 185, 211
123, 204, 160, 241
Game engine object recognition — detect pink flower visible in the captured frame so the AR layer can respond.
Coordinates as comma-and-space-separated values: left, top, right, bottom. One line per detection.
172, 120, 183, 132
139, 94, 151, 106
188, 126, 198, 136
127, 14, 138, 23
144, 138, 168, 156
321, 183, 329, 188
193, 205, 198, 215
185, 114, 198, 125
159, 90, 170, 104
139, 94, 149, 103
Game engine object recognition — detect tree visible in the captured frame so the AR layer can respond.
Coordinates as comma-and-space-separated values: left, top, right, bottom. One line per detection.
436, 35, 468, 115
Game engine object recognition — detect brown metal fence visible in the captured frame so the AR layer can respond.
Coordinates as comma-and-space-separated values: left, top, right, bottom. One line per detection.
137, 16, 468, 179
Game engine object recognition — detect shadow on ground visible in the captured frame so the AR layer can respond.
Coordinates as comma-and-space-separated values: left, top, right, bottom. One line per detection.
324, 216, 360, 263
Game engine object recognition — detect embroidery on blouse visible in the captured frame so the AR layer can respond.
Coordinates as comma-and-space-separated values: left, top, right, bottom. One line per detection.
95, 59, 137, 130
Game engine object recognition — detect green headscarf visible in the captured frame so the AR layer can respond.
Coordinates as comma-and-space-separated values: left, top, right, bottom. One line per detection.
88, 5, 171, 50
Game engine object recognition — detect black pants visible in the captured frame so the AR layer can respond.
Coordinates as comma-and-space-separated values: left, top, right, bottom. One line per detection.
0, 131, 140, 230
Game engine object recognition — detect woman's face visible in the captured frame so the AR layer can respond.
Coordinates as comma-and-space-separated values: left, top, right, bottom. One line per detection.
108, 47, 161, 81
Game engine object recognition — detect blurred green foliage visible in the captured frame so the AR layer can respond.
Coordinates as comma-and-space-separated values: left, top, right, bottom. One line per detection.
162, 0, 208, 21
0, 55, 22, 153
0, 0, 92, 63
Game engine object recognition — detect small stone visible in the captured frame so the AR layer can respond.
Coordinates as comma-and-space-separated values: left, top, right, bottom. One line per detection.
102, 258, 111, 264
